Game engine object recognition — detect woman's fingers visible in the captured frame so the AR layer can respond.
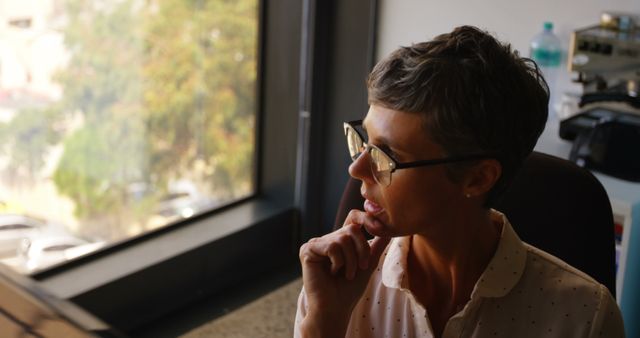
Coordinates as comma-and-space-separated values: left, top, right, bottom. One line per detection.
325, 241, 345, 275
335, 234, 358, 280
301, 224, 376, 280
299, 209, 389, 280
344, 210, 379, 230
343, 224, 370, 270
344, 209, 389, 237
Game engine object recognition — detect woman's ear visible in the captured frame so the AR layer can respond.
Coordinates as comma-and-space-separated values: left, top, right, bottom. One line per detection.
462, 159, 502, 198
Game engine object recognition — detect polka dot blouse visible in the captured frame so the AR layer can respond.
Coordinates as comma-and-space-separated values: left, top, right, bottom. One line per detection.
294, 210, 624, 338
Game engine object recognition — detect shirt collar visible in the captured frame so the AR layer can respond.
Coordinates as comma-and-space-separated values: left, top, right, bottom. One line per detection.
381, 236, 411, 289
471, 210, 527, 298
380, 210, 527, 298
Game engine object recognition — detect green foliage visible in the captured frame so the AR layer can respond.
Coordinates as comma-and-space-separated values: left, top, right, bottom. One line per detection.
52, 114, 148, 218
143, 0, 257, 197
49, 0, 150, 233
3, 0, 258, 238
0, 107, 62, 180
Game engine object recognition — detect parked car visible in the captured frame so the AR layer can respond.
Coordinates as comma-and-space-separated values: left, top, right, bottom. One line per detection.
0, 214, 46, 258
18, 235, 106, 273
155, 192, 219, 221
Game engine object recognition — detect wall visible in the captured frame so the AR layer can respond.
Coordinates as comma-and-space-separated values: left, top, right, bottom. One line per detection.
377, 0, 640, 96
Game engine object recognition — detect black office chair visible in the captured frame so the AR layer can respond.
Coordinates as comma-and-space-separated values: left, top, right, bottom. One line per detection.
334, 151, 617, 298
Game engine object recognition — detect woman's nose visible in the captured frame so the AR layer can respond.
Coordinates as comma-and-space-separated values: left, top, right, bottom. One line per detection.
348, 150, 375, 184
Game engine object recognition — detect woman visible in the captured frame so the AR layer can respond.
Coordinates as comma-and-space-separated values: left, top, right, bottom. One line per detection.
294, 26, 624, 338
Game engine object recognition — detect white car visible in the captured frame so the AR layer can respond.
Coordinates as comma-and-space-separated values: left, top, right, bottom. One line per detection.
156, 192, 219, 220
18, 236, 106, 273
0, 214, 47, 258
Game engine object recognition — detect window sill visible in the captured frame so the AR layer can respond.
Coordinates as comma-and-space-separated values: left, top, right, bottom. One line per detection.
33, 197, 298, 331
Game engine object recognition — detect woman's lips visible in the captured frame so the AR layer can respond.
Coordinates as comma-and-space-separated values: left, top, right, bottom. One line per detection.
362, 198, 389, 237
364, 199, 385, 215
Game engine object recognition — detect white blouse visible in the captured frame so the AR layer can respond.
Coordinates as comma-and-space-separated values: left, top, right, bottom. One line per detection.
294, 211, 625, 338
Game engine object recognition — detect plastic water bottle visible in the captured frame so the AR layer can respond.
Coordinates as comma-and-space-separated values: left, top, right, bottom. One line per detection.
530, 22, 563, 120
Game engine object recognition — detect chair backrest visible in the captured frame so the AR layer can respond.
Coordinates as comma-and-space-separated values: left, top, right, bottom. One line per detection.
334, 151, 617, 298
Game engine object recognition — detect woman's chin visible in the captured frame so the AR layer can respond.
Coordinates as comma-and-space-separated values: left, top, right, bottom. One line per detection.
363, 213, 395, 238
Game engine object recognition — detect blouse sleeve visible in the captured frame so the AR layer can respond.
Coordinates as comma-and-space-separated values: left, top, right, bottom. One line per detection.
590, 284, 625, 338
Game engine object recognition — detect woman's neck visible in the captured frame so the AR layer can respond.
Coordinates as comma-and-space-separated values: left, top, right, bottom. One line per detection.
407, 208, 502, 311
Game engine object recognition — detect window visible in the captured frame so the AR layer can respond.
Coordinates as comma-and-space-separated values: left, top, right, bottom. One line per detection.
0, 0, 375, 333
0, 0, 259, 273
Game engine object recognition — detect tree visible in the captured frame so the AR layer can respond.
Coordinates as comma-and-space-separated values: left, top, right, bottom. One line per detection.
48, 0, 150, 238
1, 0, 258, 240
142, 0, 257, 198
45, 0, 258, 239
0, 106, 62, 185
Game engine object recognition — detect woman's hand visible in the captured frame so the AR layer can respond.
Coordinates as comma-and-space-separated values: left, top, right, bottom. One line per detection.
298, 210, 391, 337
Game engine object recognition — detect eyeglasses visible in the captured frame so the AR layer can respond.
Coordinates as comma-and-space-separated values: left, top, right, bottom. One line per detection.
343, 119, 494, 186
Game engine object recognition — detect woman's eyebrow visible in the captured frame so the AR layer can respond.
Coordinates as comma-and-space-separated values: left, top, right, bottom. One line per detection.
362, 118, 407, 154
363, 118, 399, 148
371, 135, 393, 148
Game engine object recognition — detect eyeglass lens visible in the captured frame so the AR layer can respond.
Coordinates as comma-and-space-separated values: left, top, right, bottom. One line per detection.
346, 127, 363, 160
345, 125, 393, 186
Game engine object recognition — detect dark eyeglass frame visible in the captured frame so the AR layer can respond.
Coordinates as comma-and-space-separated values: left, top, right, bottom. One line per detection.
343, 119, 495, 185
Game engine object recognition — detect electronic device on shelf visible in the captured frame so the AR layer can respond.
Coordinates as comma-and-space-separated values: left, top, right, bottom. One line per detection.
559, 11, 640, 182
